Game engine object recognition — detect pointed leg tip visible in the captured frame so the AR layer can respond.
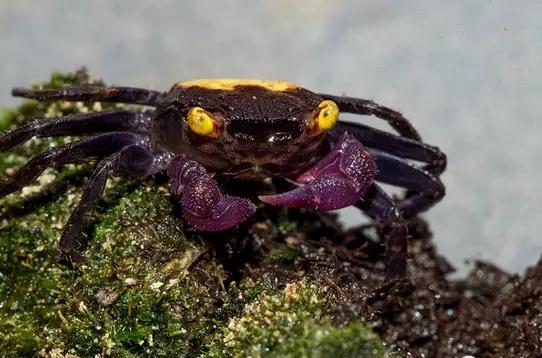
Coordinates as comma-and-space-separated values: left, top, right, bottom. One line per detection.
55, 249, 87, 268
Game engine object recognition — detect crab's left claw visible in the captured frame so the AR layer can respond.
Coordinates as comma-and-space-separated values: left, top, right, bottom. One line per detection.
259, 133, 376, 210
169, 155, 256, 231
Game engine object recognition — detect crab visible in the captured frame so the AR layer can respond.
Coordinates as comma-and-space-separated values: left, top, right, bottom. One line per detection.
0, 78, 445, 275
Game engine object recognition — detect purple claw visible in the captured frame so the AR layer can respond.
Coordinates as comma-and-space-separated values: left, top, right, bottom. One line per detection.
169, 155, 256, 231
259, 133, 376, 211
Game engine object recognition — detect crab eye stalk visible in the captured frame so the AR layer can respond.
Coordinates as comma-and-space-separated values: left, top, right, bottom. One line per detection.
187, 107, 219, 137
307, 100, 339, 136
317, 100, 339, 131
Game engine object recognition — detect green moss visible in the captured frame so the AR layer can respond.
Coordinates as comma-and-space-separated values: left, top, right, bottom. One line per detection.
41, 187, 217, 357
0, 108, 16, 132
205, 280, 387, 358
0, 69, 390, 357
269, 246, 300, 263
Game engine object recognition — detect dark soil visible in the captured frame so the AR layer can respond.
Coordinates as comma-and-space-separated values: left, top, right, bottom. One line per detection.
205, 203, 542, 357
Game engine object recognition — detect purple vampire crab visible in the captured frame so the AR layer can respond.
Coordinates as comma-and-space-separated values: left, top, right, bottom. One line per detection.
0, 79, 446, 274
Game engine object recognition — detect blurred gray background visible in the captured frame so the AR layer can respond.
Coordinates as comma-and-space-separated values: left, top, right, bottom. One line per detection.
1, 1, 541, 276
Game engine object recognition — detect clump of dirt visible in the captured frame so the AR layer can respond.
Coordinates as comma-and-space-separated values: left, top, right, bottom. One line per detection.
205, 204, 542, 357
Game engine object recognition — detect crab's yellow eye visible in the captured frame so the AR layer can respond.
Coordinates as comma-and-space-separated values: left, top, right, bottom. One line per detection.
187, 107, 215, 136
316, 100, 339, 131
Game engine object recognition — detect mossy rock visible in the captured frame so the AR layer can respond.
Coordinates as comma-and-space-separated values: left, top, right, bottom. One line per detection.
0, 69, 389, 357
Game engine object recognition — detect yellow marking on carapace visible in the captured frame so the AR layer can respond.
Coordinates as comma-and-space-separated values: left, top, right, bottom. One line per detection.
177, 79, 299, 92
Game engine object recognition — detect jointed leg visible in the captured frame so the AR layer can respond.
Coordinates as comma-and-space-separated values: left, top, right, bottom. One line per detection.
331, 122, 447, 175
0, 132, 143, 198
0, 110, 150, 152
169, 155, 256, 231
58, 145, 164, 265
356, 184, 408, 278
12, 85, 163, 106
319, 93, 421, 141
371, 150, 445, 217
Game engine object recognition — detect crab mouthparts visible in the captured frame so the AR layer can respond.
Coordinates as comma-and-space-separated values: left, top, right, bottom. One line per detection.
225, 162, 282, 179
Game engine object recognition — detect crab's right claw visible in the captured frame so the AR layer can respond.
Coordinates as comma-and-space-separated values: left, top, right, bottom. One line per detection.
169, 155, 256, 231
182, 193, 256, 232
